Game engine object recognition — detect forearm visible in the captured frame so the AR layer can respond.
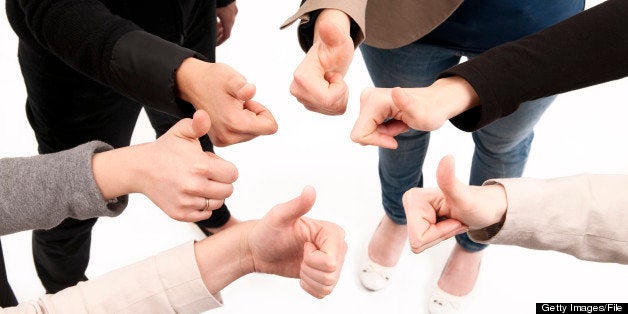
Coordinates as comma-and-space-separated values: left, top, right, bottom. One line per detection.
91, 144, 147, 200
0, 242, 220, 313
9, 0, 205, 117
0, 141, 126, 236
441, 0, 628, 131
469, 174, 628, 264
194, 221, 256, 295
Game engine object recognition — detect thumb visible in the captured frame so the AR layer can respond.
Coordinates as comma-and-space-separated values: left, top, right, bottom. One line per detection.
436, 155, 462, 198
226, 75, 256, 101
318, 20, 347, 49
391, 87, 412, 114
174, 110, 211, 139
269, 186, 317, 227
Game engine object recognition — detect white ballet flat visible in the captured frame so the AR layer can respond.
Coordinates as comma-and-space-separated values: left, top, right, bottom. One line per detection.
358, 256, 395, 291
428, 284, 474, 314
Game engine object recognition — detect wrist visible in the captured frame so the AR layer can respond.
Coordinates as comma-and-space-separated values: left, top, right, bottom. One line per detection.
91, 145, 143, 200
194, 221, 256, 294
432, 76, 480, 119
175, 57, 206, 104
483, 184, 508, 227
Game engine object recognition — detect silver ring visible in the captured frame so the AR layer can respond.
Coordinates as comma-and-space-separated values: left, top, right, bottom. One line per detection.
202, 198, 211, 211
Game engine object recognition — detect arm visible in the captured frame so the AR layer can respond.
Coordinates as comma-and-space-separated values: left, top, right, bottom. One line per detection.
0, 110, 238, 236
8, 0, 203, 118
468, 175, 628, 264
351, 0, 628, 146
0, 242, 221, 314
1, 187, 347, 313
402, 155, 628, 265
0, 141, 126, 236
282, 1, 366, 115
440, 0, 628, 131
9, 0, 277, 146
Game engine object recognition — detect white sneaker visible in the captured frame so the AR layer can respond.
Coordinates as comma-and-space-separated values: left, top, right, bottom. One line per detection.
428, 284, 474, 314
358, 256, 394, 291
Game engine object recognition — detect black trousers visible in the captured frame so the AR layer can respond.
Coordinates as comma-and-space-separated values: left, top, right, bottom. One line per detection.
3, 0, 228, 295
0, 241, 17, 307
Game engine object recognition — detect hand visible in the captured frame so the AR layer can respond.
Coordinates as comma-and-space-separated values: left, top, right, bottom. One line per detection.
216, 2, 238, 46
402, 155, 507, 253
290, 9, 354, 115
176, 58, 278, 146
350, 77, 480, 149
133, 110, 238, 222
246, 186, 347, 298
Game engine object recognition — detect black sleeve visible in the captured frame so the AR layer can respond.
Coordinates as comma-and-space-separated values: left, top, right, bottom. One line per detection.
217, 0, 236, 8
439, 0, 628, 132
8, 0, 206, 118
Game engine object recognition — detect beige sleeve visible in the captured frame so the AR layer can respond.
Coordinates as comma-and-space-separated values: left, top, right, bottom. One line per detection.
468, 174, 628, 264
1, 242, 222, 314
281, 0, 366, 45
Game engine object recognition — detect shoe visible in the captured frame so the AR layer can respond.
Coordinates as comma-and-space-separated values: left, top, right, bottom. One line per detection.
428, 284, 474, 314
358, 256, 394, 291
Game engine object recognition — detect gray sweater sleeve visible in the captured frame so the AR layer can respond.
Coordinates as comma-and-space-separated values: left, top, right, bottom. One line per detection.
0, 141, 128, 236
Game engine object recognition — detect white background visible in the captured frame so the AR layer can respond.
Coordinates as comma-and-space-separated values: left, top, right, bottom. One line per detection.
1, 1, 627, 313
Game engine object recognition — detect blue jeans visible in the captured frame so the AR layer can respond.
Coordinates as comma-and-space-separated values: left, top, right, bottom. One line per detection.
361, 43, 555, 252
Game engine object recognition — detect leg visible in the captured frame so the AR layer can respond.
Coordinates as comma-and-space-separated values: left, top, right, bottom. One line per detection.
19, 42, 142, 293
358, 43, 460, 289
0, 240, 17, 307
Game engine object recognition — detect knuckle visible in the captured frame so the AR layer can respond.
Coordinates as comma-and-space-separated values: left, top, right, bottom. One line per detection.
171, 210, 187, 221
182, 181, 201, 195
209, 199, 224, 210
359, 88, 374, 104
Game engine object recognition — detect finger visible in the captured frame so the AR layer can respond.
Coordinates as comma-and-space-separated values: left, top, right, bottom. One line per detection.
377, 120, 410, 136
266, 186, 316, 227
241, 99, 278, 135
301, 257, 339, 286
350, 88, 399, 148
303, 225, 346, 274
402, 188, 445, 249
299, 267, 335, 297
221, 20, 233, 41
409, 219, 465, 253
194, 154, 239, 183
184, 206, 214, 222
411, 224, 468, 253
302, 242, 339, 273
350, 116, 399, 149
184, 178, 234, 200
216, 22, 225, 45
189, 197, 224, 212
299, 277, 331, 299
291, 71, 347, 114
